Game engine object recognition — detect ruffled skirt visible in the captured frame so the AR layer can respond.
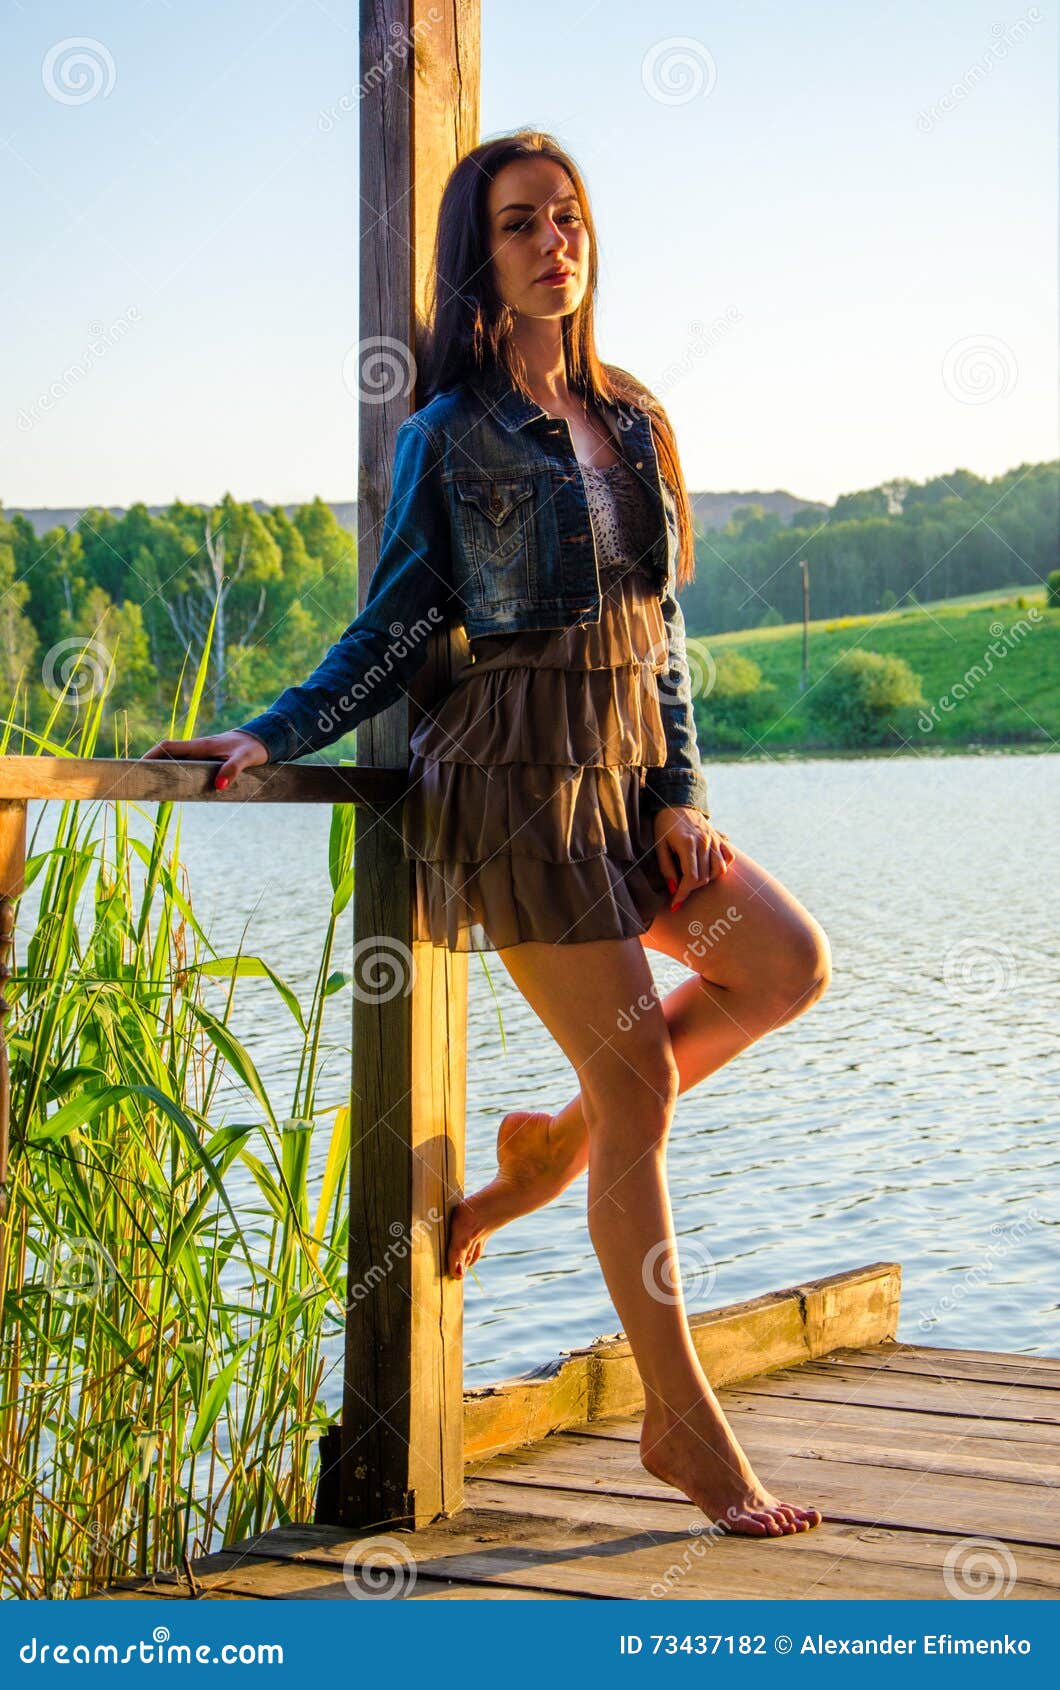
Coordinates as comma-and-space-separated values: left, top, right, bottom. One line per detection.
400, 557, 674, 950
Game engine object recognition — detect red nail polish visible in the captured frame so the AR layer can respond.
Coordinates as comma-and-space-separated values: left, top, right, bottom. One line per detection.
216, 776, 228, 790
667, 878, 677, 894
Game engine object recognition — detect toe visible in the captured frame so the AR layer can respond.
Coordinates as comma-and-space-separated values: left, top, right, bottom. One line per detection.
727, 1512, 768, 1537
748, 1510, 783, 1536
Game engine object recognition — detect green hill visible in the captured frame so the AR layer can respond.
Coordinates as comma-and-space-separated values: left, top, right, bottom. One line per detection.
690, 584, 1058, 753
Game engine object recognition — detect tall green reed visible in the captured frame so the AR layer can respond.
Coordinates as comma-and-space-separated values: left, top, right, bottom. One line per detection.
0, 617, 360, 1598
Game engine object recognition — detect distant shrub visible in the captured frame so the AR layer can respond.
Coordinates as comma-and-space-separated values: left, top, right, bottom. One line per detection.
806, 649, 925, 747
757, 605, 784, 628
1046, 569, 1060, 608
710, 649, 763, 701
698, 649, 775, 744
879, 588, 897, 611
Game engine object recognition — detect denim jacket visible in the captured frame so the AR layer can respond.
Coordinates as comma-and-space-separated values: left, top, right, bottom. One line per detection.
236, 368, 710, 817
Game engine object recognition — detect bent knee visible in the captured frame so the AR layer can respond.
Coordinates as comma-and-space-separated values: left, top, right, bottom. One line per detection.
583, 1040, 679, 1142
765, 919, 832, 1020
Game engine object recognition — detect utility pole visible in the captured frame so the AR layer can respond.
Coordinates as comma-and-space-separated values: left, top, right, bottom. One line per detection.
799, 559, 810, 693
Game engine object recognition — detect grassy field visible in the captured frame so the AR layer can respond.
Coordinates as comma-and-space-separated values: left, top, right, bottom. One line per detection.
690, 584, 1058, 752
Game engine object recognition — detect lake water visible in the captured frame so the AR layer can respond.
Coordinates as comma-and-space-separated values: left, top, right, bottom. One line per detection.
21, 750, 1059, 1401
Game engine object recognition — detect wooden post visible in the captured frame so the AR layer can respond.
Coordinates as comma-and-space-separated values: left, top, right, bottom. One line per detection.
0, 799, 27, 1231
315, 0, 478, 1530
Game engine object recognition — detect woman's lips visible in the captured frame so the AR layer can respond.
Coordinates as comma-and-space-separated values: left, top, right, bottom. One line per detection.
537, 271, 573, 285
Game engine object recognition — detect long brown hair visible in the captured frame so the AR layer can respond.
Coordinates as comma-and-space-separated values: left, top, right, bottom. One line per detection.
418, 129, 697, 589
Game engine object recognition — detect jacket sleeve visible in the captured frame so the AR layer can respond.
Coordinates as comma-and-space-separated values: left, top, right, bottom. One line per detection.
234, 417, 454, 761
642, 580, 711, 819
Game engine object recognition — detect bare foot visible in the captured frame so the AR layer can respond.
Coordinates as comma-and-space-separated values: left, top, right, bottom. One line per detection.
640, 1397, 823, 1538
446, 1109, 586, 1279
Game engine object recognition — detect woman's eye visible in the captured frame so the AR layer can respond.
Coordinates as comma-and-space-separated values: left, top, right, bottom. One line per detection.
503, 212, 582, 232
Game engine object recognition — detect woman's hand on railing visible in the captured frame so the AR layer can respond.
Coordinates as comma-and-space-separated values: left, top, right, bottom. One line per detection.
141, 730, 269, 791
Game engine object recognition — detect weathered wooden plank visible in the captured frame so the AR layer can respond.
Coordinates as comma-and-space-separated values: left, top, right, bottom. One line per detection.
0, 754, 402, 805
891, 1343, 1060, 1375
101, 1555, 573, 1601
579, 1406, 1060, 1485
477, 1431, 1060, 1549
460, 1484, 1060, 1597
716, 1386, 1059, 1446
464, 1263, 901, 1460
464, 1476, 1060, 1573
737, 1363, 1060, 1424
204, 1507, 1060, 1602
817, 1344, 1060, 1390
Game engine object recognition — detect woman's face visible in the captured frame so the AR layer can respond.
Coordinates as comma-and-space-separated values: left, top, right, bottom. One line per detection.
486, 157, 589, 321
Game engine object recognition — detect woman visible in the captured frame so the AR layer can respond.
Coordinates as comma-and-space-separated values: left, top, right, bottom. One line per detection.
144, 130, 831, 1540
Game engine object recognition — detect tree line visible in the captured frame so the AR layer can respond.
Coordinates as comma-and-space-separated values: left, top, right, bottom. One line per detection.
1, 457, 1055, 750
1, 496, 357, 749
682, 460, 1057, 635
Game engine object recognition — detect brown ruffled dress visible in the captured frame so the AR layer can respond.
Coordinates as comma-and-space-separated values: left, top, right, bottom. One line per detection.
400, 456, 675, 951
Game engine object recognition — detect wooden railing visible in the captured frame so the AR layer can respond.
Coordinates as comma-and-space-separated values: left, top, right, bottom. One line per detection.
0, 751, 467, 1534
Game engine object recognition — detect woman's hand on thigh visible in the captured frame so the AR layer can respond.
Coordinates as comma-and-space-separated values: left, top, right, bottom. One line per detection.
652, 807, 734, 911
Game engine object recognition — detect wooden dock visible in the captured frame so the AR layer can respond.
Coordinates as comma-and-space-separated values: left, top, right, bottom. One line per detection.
99, 1265, 1060, 1601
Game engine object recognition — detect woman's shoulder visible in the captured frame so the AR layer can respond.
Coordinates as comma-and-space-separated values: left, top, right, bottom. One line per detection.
407, 376, 483, 447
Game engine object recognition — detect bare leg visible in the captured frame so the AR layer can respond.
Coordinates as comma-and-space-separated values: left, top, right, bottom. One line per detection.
478, 921, 823, 1537
448, 842, 830, 1274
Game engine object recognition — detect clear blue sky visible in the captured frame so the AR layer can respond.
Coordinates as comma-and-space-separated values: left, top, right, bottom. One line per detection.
1, 0, 1055, 509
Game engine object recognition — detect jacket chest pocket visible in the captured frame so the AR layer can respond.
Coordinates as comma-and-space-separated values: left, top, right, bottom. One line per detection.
452, 474, 537, 607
